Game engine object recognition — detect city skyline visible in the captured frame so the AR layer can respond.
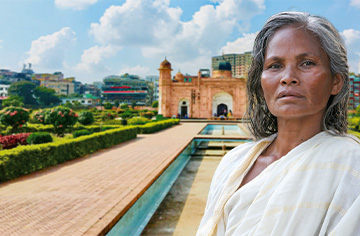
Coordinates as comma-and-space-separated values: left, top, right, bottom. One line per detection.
0, 0, 359, 83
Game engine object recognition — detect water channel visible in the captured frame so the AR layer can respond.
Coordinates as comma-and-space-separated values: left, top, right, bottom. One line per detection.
107, 124, 251, 235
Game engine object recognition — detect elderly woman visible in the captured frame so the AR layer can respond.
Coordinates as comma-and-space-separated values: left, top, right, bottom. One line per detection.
197, 12, 360, 236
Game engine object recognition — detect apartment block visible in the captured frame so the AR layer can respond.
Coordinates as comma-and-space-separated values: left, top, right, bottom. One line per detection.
211, 52, 252, 79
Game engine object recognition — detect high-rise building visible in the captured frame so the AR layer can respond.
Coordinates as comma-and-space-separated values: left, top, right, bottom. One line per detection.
146, 76, 159, 101
211, 52, 252, 79
349, 74, 360, 110
101, 74, 151, 105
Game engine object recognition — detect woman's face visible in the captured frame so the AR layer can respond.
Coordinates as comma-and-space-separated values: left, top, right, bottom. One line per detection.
261, 25, 342, 122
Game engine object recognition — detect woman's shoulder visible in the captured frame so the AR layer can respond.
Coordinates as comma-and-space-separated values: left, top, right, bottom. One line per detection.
314, 132, 360, 165
321, 132, 360, 151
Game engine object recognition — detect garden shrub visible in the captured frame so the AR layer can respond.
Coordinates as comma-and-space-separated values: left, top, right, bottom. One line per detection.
121, 119, 127, 126
78, 111, 95, 125
104, 102, 113, 110
0, 133, 30, 149
101, 111, 116, 121
116, 108, 124, 114
73, 129, 92, 138
19, 124, 54, 134
130, 110, 139, 114
46, 106, 78, 136
0, 127, 137, 182
27, 132, 53, 144
128, 117, 149, 125
348, 117, 360, 131
30, 109, 50, 124
155, 114, 165, 121
121, 111, 132, 119
141, 111, 154, 120
0, 107, 30, 132
152, 101, 158, 108
120, 103, 128, 109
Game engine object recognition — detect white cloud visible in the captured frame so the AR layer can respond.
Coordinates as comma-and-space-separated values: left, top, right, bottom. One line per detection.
0, 40, 3, 49
220, 32, 258, 54
118, 65, 151, 78
90, 0, 182, 46
55, 0, 98, 10
75, 45, 121, 73
89, 0, 265, 73
350, 0, 360, 8
341, 29, 360, 73
25, 27, 76, 69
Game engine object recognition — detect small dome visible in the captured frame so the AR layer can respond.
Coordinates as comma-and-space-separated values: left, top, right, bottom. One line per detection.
160, 58, 172, 70
214, 60, 231, 71
175, 71, 184, 80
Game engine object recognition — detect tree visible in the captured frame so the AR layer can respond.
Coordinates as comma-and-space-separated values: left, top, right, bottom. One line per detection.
120, 103, 128, 109
114, 100, 120, 108
2, 95, 24, 107
78, 111, 95, 125
7, 81, 37, 105
152, 101, 159, 108
0, 107, 30, 132
34, 86, 61, 106
131, 101, 137, 109
104, 102, 113, 110
46, 106, 78, 136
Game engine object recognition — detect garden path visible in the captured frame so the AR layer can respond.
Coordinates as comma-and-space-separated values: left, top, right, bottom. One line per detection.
0, 122, 206, 236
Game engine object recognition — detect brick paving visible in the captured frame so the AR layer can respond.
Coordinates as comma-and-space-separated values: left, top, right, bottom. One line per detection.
0, 122, 206, 236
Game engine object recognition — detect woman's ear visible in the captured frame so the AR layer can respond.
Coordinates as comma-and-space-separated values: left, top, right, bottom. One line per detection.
331, 73, 344, 95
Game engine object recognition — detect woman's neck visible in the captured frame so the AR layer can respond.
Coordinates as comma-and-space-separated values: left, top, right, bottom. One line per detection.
264, 118, 322, 159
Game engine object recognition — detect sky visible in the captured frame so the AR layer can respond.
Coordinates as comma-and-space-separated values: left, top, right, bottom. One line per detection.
0, 0, 359, 84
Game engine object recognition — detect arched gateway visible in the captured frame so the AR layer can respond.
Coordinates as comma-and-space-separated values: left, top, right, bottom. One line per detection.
212, 92, 233, 116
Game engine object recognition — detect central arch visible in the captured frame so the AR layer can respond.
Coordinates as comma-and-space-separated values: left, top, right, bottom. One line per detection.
212, 92, 233, 117
178, 99, 189, 118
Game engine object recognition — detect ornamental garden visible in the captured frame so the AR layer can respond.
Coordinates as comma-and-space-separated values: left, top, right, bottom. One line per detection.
0, 104, 179, 183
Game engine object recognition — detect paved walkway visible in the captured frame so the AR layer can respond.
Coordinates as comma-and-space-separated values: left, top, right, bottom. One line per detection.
0, 122, 206, 236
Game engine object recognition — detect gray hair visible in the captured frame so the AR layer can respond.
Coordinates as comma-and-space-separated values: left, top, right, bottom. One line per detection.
246, 11, 349, 139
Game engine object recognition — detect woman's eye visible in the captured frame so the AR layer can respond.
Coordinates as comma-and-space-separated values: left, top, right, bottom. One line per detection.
302, 61, 315, 66
268, 64, 281, 69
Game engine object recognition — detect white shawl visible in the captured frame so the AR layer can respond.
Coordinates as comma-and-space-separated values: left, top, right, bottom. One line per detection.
197, 132, 360, 236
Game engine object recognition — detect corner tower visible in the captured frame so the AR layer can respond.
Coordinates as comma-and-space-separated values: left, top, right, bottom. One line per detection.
158, 58, 173, 116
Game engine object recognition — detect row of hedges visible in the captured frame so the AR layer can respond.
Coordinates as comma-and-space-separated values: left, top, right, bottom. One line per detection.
0, 124, 122, 136
136, 119, 180, 134
0, 127, 137, 182
0, 119, 179, 136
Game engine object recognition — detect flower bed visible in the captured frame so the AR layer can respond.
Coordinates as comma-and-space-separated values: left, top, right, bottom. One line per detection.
0, 133, 30, 149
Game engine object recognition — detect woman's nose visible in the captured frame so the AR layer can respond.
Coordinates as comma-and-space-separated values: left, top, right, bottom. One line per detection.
280, 66, 299, 85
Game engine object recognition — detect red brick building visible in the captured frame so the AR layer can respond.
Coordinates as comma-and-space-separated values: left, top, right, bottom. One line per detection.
158, 59, 247, 119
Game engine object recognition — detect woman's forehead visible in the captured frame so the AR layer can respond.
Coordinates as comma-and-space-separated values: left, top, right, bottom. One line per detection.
264, 25, 327, 59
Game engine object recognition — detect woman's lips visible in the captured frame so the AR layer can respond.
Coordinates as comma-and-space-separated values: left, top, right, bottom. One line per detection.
277, 90, 304, 99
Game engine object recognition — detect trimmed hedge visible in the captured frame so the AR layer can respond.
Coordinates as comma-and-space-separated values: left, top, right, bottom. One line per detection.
0, 127, 137, 182
136, 119, 180, 134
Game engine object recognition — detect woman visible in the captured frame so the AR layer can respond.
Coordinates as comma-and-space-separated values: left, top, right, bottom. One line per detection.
197, 12, 360, 236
